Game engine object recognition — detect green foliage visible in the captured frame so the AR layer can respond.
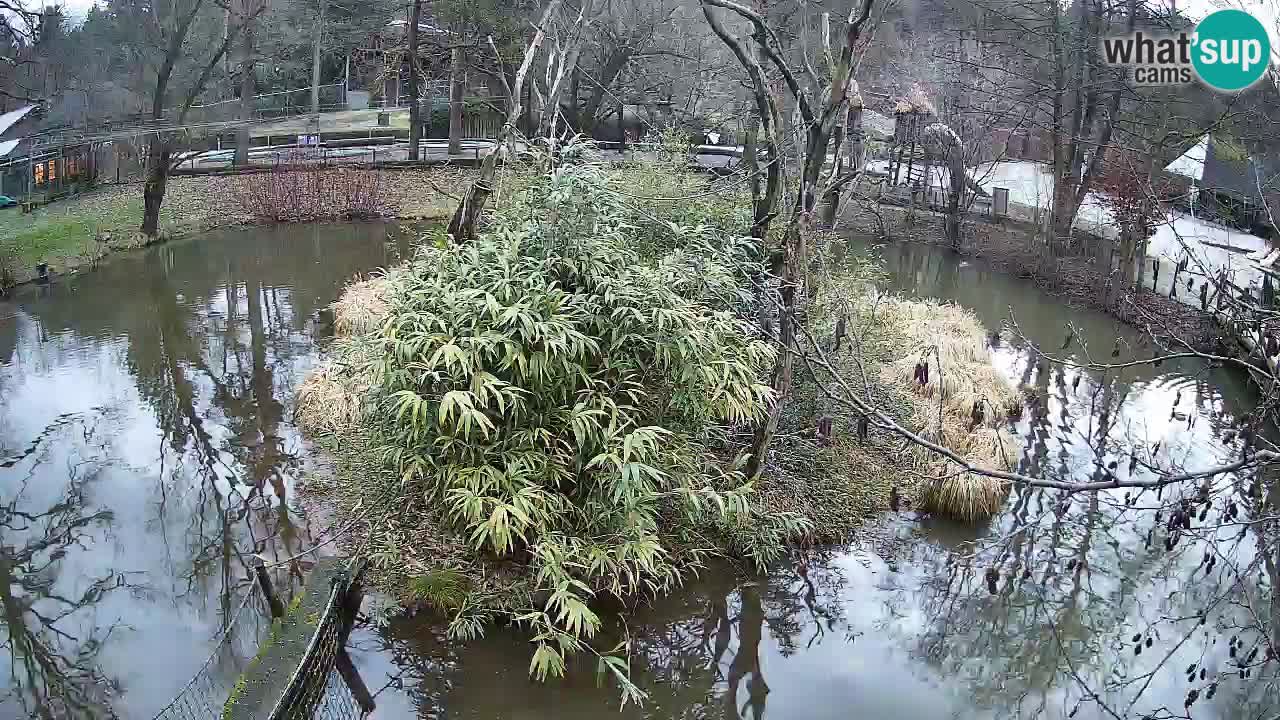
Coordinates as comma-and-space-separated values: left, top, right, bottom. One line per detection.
406, 570, 471, 611
0, 243, 15, 295
365, 157, 787, 699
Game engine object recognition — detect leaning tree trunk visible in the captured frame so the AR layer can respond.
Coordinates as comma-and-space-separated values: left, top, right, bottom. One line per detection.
820, 99, 863, 227
820, 119, 847, 227
446, 0, 562, 242
141, 137, 171, 237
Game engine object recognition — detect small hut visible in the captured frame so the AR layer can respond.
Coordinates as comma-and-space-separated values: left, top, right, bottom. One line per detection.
887, 86, 937, 189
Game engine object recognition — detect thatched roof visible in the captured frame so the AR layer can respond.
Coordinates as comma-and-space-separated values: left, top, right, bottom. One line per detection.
894, 85, 937, 116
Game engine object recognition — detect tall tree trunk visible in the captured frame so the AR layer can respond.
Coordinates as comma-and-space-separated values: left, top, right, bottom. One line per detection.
579, 48, 632, 136
141, 0, 248, 237
407, 0, 422, 161
564, 70, 580, 132
743, 111, 761, 228
448, 45, 465, 155
310, 0, 326, 120
234, 0, 256, 166
141, 137, 171, 236
708, 0, 875, 481
820, 118, 847, 226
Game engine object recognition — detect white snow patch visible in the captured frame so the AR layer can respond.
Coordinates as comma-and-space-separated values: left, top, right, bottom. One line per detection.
968, 160, 1273, 297
0, 105, 35, 137
1164, 135, 1207, 181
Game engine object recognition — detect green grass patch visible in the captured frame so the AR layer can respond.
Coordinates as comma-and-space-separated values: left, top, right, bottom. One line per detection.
0, 186, 202, 272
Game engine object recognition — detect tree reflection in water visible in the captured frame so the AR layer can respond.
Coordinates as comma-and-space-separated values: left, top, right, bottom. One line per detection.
355, 553, 857, 720
0, 415, 129, 719
0, 222, 409, 718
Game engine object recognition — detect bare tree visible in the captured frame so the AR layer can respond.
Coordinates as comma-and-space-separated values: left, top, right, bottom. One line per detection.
446, 0, 563, 242
700, 0, 876, 480
233, 0, 263, 166
139, 0, 263, 237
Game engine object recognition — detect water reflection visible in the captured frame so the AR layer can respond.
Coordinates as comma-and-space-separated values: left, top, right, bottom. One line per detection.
0, 222, 409, 718
344, 238, 1278, 720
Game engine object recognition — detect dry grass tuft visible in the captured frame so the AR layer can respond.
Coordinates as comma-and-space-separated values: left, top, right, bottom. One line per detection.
332, 275, 391, 337
295, 360, 371, 436
870, 296, 1018, 522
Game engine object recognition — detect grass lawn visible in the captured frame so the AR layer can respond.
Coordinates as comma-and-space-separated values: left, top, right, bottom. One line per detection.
0, 184, 208, 273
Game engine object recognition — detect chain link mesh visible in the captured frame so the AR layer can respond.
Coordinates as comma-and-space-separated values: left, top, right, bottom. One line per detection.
268, 577, 370, 720
150, 567, 369, 720
149, 585, 272, 720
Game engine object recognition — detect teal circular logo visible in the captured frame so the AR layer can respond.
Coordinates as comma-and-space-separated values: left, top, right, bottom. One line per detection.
1192, 9, 1271, 91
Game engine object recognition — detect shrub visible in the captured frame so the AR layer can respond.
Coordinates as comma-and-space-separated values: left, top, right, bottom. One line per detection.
365, 160, 788, 699
231, 156, 392, 223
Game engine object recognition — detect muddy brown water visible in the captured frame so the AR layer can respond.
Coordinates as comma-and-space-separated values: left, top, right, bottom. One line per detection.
1, 228, 1276, 720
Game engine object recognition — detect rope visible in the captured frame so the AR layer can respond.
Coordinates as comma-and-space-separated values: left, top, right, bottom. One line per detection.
261, 502, 366, 569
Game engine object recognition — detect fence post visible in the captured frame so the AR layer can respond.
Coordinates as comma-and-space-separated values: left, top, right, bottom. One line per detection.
336, 561, 375, 714
253, 557, 286, 619
336, 652, 375, 713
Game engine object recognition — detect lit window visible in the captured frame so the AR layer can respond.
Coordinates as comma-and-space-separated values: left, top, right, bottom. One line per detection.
34, 162, 45, 185
47, 160, 56, 182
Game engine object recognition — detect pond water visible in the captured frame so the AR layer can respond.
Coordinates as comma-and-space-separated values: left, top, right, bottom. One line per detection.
2, 227, 1276, 720
0, 222, 410, 719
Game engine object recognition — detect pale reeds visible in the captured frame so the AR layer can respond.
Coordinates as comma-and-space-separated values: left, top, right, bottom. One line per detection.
296, 272, 393, 436
331, 275, 391, 337
873, 296, 1018, 521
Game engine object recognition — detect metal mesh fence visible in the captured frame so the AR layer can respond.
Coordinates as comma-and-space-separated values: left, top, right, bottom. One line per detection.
149, 585, 273, 720
267, 576, 370, 720
266, 571, 371, 717
311, 658, 368, 720
147, 560, 370, 720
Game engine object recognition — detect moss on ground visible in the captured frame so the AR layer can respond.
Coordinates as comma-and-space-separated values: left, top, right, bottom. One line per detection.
761, 278, 923, 540
220, 594, 304, 720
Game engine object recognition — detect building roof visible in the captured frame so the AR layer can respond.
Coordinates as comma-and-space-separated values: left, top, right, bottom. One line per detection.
1164, 133, 1280, 207
0, 105, 37, 137
1201, 136, 1279, 207
0, 139, 20, 158
1163, 135, 1207, 181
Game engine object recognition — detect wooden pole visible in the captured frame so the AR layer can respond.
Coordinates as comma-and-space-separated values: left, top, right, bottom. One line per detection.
253, 557, 286, 619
